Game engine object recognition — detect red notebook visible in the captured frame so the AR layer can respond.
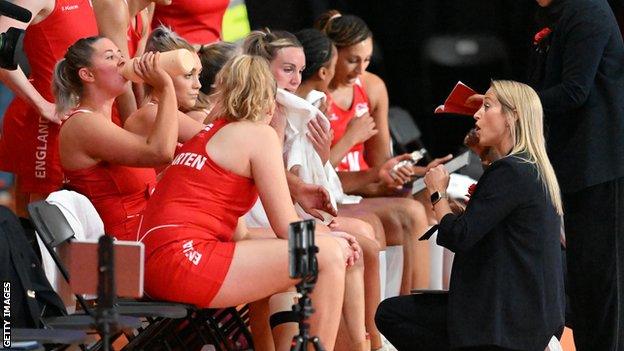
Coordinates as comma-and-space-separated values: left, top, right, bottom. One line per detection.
434, 81, 480, 116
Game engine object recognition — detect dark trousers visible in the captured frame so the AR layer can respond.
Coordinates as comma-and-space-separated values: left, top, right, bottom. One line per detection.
375, 294, 518, 351
563, 177, 624, 351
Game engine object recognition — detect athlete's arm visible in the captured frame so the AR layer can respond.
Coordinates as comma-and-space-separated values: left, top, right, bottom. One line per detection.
362, 71, 391, 168
0, 0, 60, 123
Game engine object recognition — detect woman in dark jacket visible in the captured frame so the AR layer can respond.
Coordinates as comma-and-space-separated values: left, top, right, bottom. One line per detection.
375, 80, 565, 351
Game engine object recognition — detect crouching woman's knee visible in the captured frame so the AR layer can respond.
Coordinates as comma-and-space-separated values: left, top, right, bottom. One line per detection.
374, 298, 394, 335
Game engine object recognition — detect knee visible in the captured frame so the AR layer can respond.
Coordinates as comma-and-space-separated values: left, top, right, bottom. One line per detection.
359, 235, 381, 263
353, 219, 377, 242
397, 199, 427, 234
317, 236, 347, 276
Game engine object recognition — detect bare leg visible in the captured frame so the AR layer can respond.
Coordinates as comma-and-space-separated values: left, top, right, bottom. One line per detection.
341, 197, 430, 294
211, 236, 346, 350
337, 207, 387, 249
249, 298, 275, 351
340, 257, 367, 350
330, 216, 383, 350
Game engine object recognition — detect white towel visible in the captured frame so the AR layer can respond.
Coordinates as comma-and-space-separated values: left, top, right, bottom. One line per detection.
38, 190, 105, 311
245, 89, 362, 228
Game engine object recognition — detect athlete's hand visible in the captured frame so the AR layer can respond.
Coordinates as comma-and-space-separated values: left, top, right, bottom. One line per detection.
343, 112, 377, 146
133, 52, 173, 92
292, 182, 337, 220
331, 232, 361, 267
378, 154, 415, 189
307, 115, 333, 164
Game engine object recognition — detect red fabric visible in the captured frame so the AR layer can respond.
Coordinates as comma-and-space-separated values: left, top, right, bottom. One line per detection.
63, 163, 156, 242
0, 0, 97, 193
143, 226, 235, 307
126, 13, 143, 58
151, 0, 229, 44
139, 118, 258, 306
62, 110, 157, 241
327, 80, 371, 172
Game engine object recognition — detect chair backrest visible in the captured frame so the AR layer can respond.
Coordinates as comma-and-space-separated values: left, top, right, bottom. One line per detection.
388, 106, 425, 154
28, 200, 98, 315
28, 201, 76, 249
28, 201, 76, 282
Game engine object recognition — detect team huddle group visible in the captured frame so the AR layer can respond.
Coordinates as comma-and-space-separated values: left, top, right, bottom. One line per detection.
0, 0, 451, 350
1, 0, 600, 350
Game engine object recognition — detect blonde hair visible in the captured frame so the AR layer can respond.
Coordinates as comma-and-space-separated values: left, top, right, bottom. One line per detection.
490, 80, 563, 215
242, 29, 302, 62
145, 25, 194, 53
207, 55, 276, 122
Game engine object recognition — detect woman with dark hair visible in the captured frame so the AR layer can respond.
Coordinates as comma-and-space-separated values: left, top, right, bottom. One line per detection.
295, 27, 390, 351
376, 80, 565, 351
316, 10, 448, 294
54, 36, 179, 241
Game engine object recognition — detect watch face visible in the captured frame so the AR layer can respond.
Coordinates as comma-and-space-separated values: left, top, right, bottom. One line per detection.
430, 191, 440, 204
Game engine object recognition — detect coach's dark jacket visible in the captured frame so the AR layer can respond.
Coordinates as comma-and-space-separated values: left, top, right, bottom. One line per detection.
438, 155, 565, 350
527, 0, 624, 193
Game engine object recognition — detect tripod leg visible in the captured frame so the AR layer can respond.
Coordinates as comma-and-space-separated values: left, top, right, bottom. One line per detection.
291, 335, 304, 351
311, 336, 325, 351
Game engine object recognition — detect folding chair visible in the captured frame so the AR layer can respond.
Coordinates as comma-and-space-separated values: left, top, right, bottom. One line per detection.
29, 196, 251, 350
27, 200, 187, 348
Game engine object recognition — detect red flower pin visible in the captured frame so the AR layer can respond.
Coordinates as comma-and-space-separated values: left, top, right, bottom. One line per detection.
533, 27, 552, 45
465, 183, 478, 203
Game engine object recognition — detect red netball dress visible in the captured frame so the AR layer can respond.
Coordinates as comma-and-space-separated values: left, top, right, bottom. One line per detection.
328, 79, 371, 172
139, 119, 258, 307
151, 0, 229, 44
126, 13, 144, 58
0, 0, 98, 193
61, 110, 157, 241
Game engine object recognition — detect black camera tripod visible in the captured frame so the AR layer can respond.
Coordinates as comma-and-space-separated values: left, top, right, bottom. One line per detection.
288, 219, 325, 351
290, 273, 325, 351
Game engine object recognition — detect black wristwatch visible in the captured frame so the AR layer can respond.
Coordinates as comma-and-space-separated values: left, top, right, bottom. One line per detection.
430, 190, 448, 205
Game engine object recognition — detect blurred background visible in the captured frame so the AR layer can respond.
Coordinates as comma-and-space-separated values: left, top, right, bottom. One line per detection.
245, 0, 624, 158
